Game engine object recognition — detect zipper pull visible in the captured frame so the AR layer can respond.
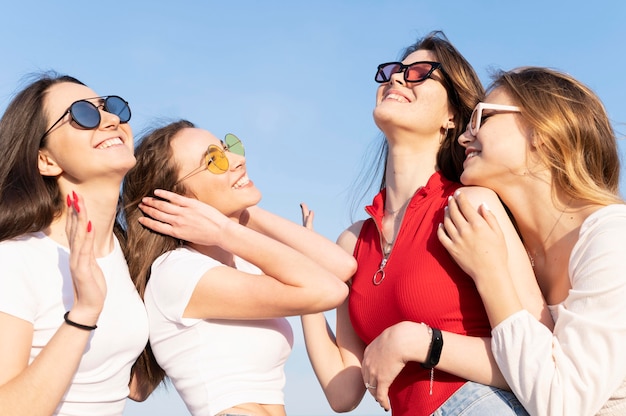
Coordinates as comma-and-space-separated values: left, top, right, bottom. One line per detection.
373, 258, 387, 285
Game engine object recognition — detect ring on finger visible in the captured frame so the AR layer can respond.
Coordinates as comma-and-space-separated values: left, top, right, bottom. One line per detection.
365, 382, 377, 390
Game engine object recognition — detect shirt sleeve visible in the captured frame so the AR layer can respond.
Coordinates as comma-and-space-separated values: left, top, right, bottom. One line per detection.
491, 207, 626, 416
148, 248, 223, 326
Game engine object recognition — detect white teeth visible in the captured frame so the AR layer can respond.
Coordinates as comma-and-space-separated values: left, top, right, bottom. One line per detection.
96, 137, 123, 149
385, 93, 409, 103
466, 151, 480, 159
232, 176, 250, 189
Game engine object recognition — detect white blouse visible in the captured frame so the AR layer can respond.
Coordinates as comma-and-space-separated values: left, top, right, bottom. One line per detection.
492, 204, 626, 416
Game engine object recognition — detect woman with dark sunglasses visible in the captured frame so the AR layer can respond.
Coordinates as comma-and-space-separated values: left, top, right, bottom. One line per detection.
0, 73, 149, 415
120, 121, 356, 416
439, 67, 626, 416
299, 31, 552, 415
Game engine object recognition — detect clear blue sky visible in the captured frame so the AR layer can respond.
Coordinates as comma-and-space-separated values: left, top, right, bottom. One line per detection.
2, 1, 625, 415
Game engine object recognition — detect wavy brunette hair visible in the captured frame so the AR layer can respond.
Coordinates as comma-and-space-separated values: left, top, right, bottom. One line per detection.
121, 119, 195, 393
0, 73, 86, 242
351, 30, 484, 214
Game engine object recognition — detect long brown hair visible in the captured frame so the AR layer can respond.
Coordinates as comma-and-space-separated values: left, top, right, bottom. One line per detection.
351, 31, 484, 215
491, 67, 622, 205
0, 73, 86, 242
122, 119, 195, 391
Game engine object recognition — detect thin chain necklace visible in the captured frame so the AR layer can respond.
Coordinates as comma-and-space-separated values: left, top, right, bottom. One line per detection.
528, 197, 572, 268
381, 198, 411, 256
373, 189, 421, 285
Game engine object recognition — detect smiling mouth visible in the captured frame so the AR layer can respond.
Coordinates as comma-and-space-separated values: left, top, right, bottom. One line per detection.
232, 175, 250, 189
96, 137, 124, 149
384, 93, 409, 103
465, 151, 480, 160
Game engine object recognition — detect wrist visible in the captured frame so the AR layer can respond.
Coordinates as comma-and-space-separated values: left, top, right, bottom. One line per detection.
64, 311, 98, 331
420, 324, 443, 369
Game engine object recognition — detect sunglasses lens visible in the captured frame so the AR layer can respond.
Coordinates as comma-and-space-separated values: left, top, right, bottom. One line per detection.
206, 146, 229, 174
469, 107, 480, 135
105, 96, 131, 123
375, 63, 402, 83
405, 63, 434, 82
70, 101, 100, 129
224, 133, 245, 156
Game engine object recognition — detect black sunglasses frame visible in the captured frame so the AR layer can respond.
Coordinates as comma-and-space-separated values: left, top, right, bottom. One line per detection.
40, 95, 131, 142
375, 61, 443, 84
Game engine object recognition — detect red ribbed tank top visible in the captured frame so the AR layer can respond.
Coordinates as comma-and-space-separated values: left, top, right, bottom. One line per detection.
349, 171, 491, 415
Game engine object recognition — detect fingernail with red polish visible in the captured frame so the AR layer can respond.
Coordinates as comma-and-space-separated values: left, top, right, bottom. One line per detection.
66, 194, 72, 207
87, 221, 92, 233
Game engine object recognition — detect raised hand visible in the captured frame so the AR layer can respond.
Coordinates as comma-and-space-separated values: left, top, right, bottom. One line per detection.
300, 202, 314, 230
65, 191, 106, 326
137, 189, 230, 246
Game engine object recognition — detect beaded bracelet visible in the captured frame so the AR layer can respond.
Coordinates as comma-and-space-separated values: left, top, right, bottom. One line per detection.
63, 311, 97, 331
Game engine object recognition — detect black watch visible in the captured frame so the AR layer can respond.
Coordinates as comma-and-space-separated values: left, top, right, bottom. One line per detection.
420, 327, 443, 369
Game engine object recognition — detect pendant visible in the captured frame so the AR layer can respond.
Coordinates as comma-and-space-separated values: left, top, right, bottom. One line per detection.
372, 258, 387, 285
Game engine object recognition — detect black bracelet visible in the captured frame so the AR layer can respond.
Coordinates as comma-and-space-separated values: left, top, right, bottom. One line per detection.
421, 326, 443, 369
63, 311, 97, 331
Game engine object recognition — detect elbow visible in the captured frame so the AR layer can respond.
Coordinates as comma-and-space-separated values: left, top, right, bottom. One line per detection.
304, 280, 349, 313
328, 393, 361, 413
335, 257, 357, 283
326, 281, 349, 309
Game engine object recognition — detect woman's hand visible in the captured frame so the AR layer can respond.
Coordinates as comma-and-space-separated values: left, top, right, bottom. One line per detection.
65, 192, 106, 325
301, 202, 314, 230
137, 189, 230, 246
437, 191, 509, 284
361, 321, 430, 412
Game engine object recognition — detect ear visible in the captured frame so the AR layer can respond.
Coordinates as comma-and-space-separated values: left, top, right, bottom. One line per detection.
530, 131, 540, 149
38, 150, 63, 177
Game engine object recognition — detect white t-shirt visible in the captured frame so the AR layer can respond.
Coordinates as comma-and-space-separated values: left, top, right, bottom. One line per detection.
145, 246, 294, 416
492, 204, 626, 416
0, 232, 149, 416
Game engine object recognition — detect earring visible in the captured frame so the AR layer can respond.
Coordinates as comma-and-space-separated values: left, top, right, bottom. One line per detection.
440, 125, 449, 144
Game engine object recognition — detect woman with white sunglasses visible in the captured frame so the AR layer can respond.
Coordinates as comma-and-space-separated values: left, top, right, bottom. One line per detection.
121, 121, 356, 416
440, 66, 626, 416
0, 73, 149, 415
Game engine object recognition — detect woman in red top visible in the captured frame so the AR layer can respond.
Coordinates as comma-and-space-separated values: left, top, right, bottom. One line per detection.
301, 31, 551, 415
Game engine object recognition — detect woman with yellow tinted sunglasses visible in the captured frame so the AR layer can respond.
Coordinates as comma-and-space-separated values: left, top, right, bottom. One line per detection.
122, 120, 356, 416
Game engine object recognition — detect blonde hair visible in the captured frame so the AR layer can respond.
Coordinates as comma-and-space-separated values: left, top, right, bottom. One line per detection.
490, 66, 622, 205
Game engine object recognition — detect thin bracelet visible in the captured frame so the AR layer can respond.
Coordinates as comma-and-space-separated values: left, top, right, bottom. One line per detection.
63, 311, 97, 331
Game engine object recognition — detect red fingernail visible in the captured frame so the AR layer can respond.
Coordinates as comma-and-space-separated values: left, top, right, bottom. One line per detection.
72, 190, 77, 200
66, 194, 71, 207
87, 221, 92, 232
74, 200, 80, 213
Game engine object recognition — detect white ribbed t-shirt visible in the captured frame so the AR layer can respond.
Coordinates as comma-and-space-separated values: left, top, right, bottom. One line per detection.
145, 246, 294, 416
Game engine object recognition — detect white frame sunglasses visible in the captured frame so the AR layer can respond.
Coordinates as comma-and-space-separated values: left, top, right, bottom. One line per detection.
469, 102, 521, 136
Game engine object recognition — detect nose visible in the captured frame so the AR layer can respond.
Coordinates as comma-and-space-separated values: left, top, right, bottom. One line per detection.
457, 126, 474, 148
228, 151, 246, 170
99, 106, 121, 129
389, 69, 406, 85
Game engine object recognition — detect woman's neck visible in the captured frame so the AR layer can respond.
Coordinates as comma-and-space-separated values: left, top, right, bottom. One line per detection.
46, 185, 122, 257
384, 138, 439, 208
